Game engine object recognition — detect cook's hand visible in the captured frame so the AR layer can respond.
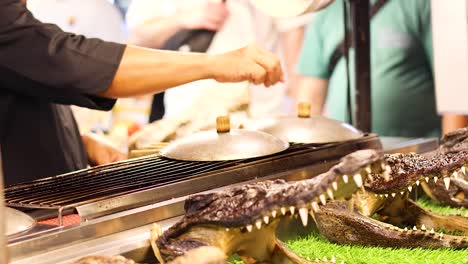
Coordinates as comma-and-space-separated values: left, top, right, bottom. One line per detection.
178, 1, 229, 31
211, 44, 284, 87
82, 133, 127, 166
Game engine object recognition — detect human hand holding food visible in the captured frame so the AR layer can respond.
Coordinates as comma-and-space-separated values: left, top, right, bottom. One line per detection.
82, 133, 127, 166
209, 44, 284, 87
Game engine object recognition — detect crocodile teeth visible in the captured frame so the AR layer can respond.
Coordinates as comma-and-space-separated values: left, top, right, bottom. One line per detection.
255, 220, 262, 230
408, 186, 413, 192
225, 228, 230, 232
444, 177, 451, 190
465, 213, 468, 217
263, 216, 270, 224
383, 165, 392, 181
311, 201, 320, 212
332, 181, 338, 191
290, 206, 296, 215
365, 166, 372, 174
319, 194, 327, 205
342, 175, 349, 184
381, 161, 386, 170
434, 176, 438, 183
353, 173, 363, 187
246, 225, 253, 232
453, 171, 459, 179
331, 256, 336, 263
462, 166, 467, 175
309, 209, 316, 222
299, 208, 308, 226
421, 224, 426, 231
400, 191, 405, 195
391, 193, 396, 198
430, 228, 435, 234
413, 226, 417, 231
327, 188, 334, 200
404, 227, 408, 231
271, 210, 277, 218
456, 209, 461, 216
281, 207, 287, 215
416, 180, 420, 186
439, 232, 444, 239
323, 257, 328, 262
425, 177, 429, 183
384, 194, 389, 198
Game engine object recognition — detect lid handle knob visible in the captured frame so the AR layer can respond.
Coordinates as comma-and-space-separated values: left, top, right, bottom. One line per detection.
216, 116, 231, 133
298, 102, 311, 118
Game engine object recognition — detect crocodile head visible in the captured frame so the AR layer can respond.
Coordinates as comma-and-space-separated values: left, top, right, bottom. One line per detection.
152, 149, 385, 263
421, 127, 468, 207
314, 150, 468, 249
439, 127, 468, 155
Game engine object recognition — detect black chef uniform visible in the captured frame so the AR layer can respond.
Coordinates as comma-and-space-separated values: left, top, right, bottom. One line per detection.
0, 0, 125, 186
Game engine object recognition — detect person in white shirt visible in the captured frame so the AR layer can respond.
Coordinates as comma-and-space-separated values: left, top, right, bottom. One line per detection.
126, 0, 311, 119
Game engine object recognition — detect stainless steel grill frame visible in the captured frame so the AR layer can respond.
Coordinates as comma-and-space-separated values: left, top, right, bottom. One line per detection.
6, 135, 383, 224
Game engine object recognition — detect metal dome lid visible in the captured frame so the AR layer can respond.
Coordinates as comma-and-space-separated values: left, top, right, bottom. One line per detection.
160, 117, 289, 161
246, 103, 363, 144
6, 207, 35, 237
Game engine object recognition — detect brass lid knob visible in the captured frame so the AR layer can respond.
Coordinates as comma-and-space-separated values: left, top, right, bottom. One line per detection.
216, 116, 231, 133
298, 102, 311, 118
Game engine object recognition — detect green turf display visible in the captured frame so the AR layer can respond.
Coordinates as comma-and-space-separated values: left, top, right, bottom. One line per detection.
287, 231, 468, 264
230, 196, 468, 264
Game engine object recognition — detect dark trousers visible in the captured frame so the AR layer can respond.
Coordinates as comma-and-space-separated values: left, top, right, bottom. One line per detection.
149, 92, 165, 122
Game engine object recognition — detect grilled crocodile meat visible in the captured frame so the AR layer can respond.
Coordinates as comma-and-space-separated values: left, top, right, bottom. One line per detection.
152, 149, 385, 263
421, 127, 468, 207
314, 149, 468, 249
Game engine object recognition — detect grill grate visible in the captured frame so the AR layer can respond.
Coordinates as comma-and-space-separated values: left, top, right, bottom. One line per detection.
5, 143, 313, 209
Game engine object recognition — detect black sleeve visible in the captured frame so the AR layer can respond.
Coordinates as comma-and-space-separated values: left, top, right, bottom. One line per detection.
0, 0, 126, 110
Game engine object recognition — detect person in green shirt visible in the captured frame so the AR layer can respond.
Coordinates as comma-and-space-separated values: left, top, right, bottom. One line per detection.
296, 0, 441, 138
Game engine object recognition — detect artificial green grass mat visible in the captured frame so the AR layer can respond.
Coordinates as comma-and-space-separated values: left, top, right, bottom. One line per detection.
231, 196, 468, 264
287, 231, 468, 264
417, 196, 467, 216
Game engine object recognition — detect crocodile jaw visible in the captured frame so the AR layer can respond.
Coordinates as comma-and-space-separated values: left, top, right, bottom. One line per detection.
178, 221, 279, 261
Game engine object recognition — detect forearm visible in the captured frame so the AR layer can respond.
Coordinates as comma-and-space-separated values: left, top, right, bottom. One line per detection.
101, 45, 213, 98
101, 44, 283, 99
279, 28, 305, 80
296, 76, 328, 115
442, 114, 468, 134
127, 16, 183, 48
279, 27, 305, 97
